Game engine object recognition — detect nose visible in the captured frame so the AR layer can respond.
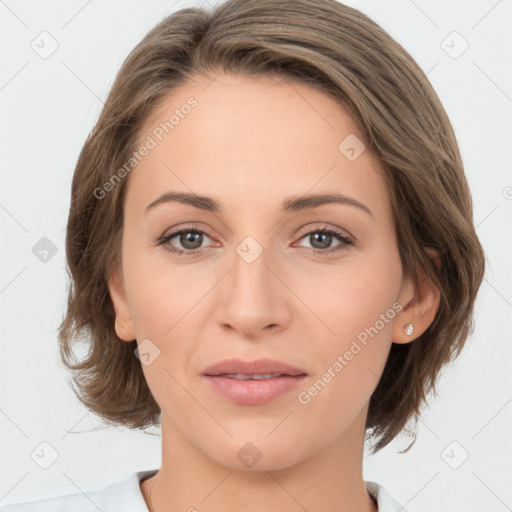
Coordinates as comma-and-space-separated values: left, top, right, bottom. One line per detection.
215, 243, 292, 340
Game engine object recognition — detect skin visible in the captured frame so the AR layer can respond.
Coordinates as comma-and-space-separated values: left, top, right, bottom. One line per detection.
108, 72, 441, 512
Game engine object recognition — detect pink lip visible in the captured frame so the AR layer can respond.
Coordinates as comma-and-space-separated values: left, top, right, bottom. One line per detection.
204, 375, 308, 405
202, 358, 308, 405
202, 357, 307, 377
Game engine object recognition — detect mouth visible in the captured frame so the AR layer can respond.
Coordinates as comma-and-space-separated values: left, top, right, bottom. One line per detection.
202, 358, 308, 405
202, 357, 307, 378
213, 373, 298, 380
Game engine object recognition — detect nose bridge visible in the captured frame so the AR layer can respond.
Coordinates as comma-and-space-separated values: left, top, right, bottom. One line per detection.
217, 233, 290, 337
233, 237, 272, 299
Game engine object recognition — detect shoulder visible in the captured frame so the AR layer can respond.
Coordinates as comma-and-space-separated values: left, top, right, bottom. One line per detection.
0, 470, 157, 512
365, 480, 409, 512
1, 474, 404, 512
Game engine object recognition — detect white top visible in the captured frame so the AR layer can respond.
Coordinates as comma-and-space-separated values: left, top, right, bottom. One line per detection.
0, 469, 409, 511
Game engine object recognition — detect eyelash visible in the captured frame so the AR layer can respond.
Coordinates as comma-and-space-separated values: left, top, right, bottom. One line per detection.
157, 225, 354, 257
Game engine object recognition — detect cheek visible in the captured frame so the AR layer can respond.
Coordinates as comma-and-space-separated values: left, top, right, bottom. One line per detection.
305, 254, 401, 345
297, 253, 401, 404
122, 241, 205, 339
296, 308, 394, 428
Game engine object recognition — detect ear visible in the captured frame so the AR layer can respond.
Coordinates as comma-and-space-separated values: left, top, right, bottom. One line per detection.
107, 265, 136, 342
392, 247, 441, 344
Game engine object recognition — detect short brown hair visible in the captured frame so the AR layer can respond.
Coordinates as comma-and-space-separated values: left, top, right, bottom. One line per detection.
59, 0, 486, 453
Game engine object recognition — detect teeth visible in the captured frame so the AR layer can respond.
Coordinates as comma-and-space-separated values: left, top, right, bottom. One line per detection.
223, 373, 283, 380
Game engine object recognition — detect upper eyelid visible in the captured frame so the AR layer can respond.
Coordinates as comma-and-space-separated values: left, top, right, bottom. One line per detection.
162, 224, 352, 245
296, 224, 351, 238
163, 223, 348, 236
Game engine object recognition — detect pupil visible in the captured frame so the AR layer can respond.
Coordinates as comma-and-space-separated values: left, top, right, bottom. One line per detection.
181, 231, 202, 250
311, 233, 331, 249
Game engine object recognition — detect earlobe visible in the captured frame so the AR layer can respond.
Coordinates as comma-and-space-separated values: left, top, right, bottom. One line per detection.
393, 248, 441, 344
107, 266, 136, 342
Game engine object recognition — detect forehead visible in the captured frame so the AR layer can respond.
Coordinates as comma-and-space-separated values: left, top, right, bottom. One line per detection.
128, 72, 390, 220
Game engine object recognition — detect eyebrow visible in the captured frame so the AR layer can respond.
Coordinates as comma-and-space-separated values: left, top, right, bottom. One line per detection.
145, 191, 373, 217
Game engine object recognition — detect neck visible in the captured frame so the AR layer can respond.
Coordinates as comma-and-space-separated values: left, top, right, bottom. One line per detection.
141, 407, 377, 512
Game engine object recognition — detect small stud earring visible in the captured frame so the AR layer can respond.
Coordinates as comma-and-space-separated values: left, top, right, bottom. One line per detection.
404, 323, 414, 336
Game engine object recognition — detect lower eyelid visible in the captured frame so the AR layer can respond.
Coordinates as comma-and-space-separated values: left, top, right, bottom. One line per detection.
162, 230, 212, 248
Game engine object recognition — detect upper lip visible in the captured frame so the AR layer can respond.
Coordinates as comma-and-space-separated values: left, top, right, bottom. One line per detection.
202, 358, 307, 377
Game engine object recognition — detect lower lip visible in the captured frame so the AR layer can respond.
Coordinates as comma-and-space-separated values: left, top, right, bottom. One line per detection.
203, 375, 308, 405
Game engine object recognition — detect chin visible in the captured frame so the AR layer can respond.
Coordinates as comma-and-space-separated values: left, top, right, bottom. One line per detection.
201, 433, 313, 473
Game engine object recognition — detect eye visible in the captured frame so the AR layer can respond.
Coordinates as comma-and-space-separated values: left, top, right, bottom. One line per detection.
157, 224, 354, 257
295, 225, 353, 254
158, 225, 214, 256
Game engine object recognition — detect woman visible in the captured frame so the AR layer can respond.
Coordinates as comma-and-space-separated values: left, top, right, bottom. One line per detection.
1, 0, 485, 510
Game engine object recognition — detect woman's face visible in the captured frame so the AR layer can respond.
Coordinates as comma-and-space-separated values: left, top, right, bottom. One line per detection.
109, 72, 417, 470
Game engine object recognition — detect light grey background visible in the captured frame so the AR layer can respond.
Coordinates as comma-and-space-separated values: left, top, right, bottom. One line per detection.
1, 1, 511, 510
